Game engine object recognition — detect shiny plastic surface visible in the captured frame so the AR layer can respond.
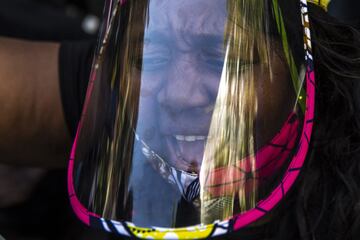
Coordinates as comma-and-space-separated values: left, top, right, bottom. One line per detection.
72, 0, 307, 228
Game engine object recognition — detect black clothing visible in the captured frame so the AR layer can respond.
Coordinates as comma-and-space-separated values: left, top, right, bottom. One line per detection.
59, 40, 95, 137
0, 0, 96, 40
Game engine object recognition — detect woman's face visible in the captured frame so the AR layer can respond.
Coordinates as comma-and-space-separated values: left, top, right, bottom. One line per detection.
134, 0, 294, 174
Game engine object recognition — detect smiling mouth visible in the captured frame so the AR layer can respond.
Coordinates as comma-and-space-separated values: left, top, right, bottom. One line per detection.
164, 134, 209, 174
136, 128, 210, 174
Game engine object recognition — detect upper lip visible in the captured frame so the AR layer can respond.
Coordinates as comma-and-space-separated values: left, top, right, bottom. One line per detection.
158, 113, 212, 136
160, 128, 210, 136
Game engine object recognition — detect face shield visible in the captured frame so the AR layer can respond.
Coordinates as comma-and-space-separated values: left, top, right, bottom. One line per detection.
68, 0, 316, 238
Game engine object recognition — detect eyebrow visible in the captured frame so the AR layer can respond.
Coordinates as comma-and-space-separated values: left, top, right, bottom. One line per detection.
143, 30, 225, 49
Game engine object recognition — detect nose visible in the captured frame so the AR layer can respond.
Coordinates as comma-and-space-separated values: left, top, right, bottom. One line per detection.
157, 54, 210, 112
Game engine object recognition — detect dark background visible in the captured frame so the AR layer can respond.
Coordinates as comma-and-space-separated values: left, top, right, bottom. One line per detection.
328, 0, 360, 27
0, 0, 359, 239
0, 0, 102, 40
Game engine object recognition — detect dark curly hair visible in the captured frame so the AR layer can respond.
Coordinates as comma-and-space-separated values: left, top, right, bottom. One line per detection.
260, 4, 360, 240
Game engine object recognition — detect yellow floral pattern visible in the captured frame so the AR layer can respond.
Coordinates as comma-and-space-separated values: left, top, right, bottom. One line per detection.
127, 224, 214, 239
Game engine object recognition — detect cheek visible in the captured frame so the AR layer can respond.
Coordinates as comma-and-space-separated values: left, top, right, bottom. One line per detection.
139, 71, 164, 97
134, 70, 160, 133
137, 95, 159, 143
202, 72, 222, 99
254, 63, 295, 145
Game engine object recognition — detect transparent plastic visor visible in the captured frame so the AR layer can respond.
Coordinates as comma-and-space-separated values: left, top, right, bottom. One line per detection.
72, 0, 306, 228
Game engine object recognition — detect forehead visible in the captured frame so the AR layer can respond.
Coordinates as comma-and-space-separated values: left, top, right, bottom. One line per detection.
147, 0, 227, 35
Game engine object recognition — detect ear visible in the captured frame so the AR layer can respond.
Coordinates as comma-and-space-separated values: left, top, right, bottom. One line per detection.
307, 0, 331, 11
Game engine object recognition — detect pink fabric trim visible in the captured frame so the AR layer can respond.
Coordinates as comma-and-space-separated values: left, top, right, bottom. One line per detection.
234, 68, 315, 230
68, 155, 89, 225
204, 113, 299, 197
68, 0, 315, 235
67, 0, 129, 225
67, 69, 99, 226
68, 69, 314, 231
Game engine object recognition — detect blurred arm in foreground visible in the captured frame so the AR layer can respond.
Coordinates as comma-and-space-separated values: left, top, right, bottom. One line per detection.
0, 37, 71, 168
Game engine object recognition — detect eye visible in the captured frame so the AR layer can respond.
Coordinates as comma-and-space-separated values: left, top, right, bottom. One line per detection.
201, 49, 259, 72
139, 41, 170, 72
141, 54, 170, 71
202, 50, 225, 72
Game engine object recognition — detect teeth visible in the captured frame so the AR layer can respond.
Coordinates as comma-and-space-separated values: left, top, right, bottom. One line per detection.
196, 136, 206, 140
174, 135, 207, 142
185, 136, 196, 141
141, 147, 151, 158
175, 135, 185, 141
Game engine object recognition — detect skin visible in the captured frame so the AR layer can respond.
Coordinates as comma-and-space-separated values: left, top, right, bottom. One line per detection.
135, 0, 228, 174
135, 0, 293, 174
0, 37, 72, 168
